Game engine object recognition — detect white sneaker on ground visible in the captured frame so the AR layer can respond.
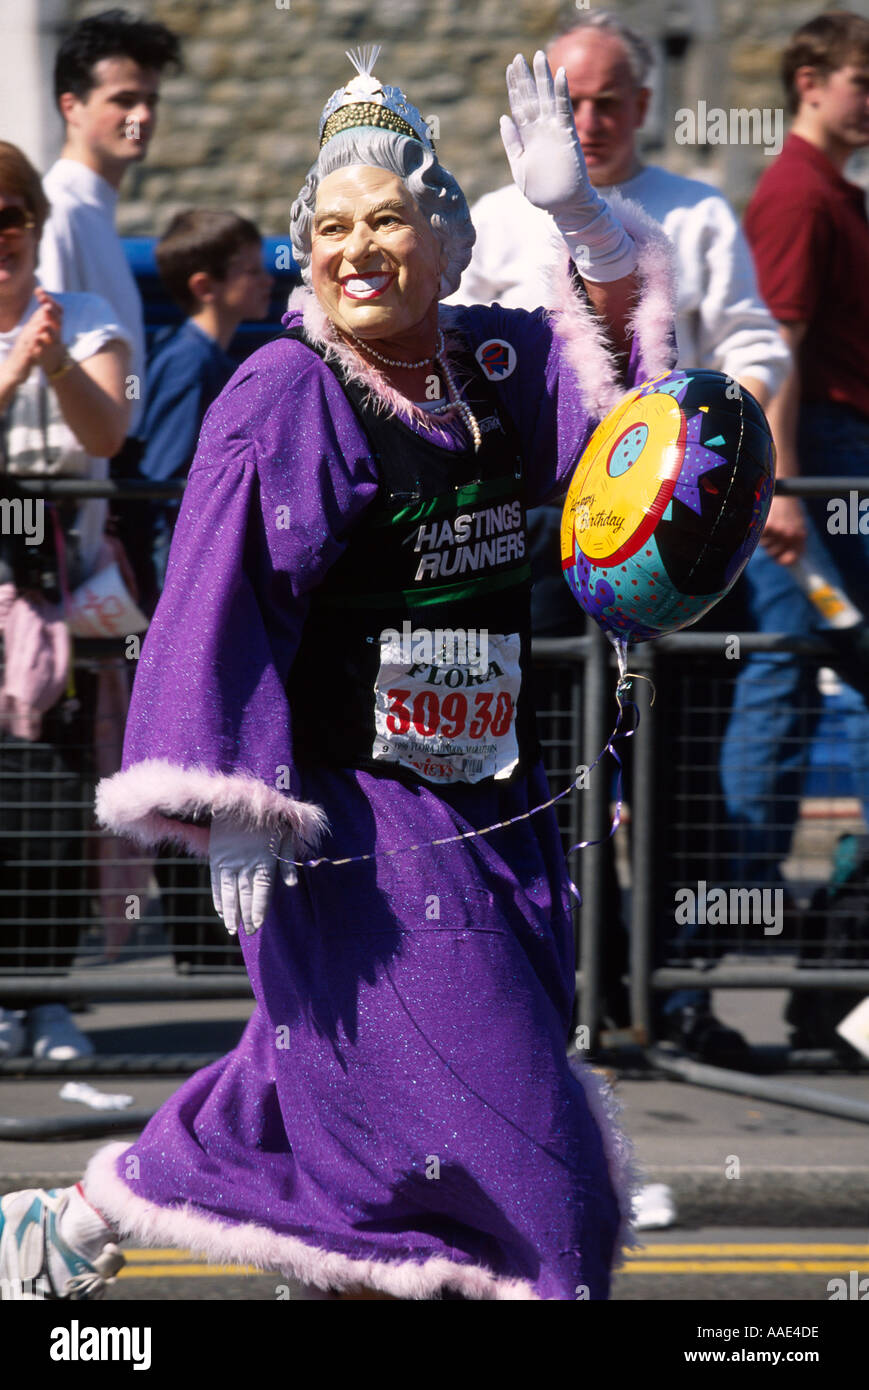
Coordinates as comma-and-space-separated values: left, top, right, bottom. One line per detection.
0, 1009, 25, 1059
27, 1004, 95, 1060
0, 1187, 123, 1300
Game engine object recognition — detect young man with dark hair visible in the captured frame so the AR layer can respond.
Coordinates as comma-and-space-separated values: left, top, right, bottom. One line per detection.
30, 10, 181, 1054
38, 8, 182, 425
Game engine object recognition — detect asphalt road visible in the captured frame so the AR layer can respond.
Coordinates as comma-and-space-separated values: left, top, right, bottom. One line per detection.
101, 1228, 869, 1301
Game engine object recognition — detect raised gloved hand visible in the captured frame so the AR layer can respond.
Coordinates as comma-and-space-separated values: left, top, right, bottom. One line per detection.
500, 50, 637, 284
209, 812, 298, 937
500, 50, 590, 215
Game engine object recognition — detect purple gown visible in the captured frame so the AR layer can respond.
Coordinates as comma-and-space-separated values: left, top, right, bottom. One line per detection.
91, 205, 676, 1300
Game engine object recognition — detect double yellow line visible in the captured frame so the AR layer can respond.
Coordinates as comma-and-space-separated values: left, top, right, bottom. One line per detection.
622, 1244, 869, 1275
116, 1243, 869, 1280
119, 1249, 265, 1279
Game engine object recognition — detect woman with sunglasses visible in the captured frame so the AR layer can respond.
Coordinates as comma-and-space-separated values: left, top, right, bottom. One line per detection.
0, 141, 132, 1063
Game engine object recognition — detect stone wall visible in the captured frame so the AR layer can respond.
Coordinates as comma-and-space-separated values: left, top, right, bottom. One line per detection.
48, 0, 867, 244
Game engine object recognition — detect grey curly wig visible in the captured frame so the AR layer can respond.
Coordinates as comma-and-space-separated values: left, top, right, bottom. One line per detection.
289, 128, 476, 300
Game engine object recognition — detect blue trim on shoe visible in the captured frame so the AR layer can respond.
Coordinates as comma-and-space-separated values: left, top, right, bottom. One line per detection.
14, 1197, 43, 1251
45, 1206, 92, 1286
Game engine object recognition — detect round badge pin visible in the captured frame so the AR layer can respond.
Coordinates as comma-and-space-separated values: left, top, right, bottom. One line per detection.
475, 338, 517, 381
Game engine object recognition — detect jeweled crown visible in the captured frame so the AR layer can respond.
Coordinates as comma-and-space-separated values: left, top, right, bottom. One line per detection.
318, 45, 435, 152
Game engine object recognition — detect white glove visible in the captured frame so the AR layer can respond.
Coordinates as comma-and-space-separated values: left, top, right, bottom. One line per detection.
500, 50, 637, 284
208, 812, 298, 937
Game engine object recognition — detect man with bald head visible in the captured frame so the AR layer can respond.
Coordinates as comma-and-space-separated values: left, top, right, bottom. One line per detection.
548, 22, 648, 187
453, 14, 791, 444
450, 14, 793, 1065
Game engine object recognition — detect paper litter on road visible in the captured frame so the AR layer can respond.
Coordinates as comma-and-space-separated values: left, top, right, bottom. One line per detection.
836, 996, 869, 1060
59, 1081, 135, 1111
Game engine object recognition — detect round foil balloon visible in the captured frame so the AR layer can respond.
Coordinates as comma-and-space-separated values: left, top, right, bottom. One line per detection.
560, 369, 775, 642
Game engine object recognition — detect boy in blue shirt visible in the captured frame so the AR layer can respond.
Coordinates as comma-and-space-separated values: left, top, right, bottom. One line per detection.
141, 209, 272, 591
141, 210, 271, 970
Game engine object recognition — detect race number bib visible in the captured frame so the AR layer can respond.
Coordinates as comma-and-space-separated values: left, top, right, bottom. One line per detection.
372, 631, 522, 784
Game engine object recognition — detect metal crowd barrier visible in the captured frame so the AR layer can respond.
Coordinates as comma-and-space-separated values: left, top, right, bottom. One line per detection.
2, 478, 869, 1081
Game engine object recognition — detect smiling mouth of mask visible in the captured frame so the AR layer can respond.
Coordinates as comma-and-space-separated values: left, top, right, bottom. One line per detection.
342, 273, 394, 299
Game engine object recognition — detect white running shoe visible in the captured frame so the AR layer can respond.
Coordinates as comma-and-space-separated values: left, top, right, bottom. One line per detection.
0, 1188, 123, 1300
0, 1009, 25, 1060
27, 1005, 95, 1060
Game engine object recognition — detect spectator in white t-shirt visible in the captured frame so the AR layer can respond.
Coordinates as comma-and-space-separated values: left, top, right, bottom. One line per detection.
0, 142, 132, 1061
38, 8, 182, 440
36, 13, 183, 980
449, 14, 795, 1068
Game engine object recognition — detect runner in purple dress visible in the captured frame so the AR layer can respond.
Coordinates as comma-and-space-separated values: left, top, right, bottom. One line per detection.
0, 47, 675, 1301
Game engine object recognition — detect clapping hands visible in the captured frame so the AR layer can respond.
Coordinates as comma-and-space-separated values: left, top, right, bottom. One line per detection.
5, 287, 66, 385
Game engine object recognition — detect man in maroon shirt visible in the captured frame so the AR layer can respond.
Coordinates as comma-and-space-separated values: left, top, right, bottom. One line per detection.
721, 12, 869, 1042
747, 9, 869, 558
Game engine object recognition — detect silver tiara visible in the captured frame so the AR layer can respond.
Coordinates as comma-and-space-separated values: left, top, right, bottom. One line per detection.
318, 44, 435, 151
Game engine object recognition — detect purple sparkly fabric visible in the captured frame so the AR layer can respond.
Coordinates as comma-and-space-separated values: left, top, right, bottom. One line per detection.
93, 298, 659, 1300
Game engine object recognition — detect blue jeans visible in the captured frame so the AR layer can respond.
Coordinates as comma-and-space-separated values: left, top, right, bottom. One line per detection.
720, 402, 869, 890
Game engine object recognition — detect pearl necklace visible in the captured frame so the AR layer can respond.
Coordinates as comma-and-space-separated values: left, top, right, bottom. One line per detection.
352, 327, 482, 453
434, 340, 482, 453
350, 330, 438, 370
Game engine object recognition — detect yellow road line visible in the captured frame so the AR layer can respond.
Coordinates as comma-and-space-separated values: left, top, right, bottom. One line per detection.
631, 1244, 869, 1257
123, 1250, 198, 1262
622, 1261, 865, 1274
115, 1254, 869, 1280
122, 1244, 869, 1263
119, 1264, 262, 1278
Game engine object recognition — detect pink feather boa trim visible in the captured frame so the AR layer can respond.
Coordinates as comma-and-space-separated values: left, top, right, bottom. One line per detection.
95, 758, 328, 857
286, 191, 675, 427
286, 285, 473, 433
543, 190, 678, 419
80, 1061, 637, 1298
83, 1142, 541, 1300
